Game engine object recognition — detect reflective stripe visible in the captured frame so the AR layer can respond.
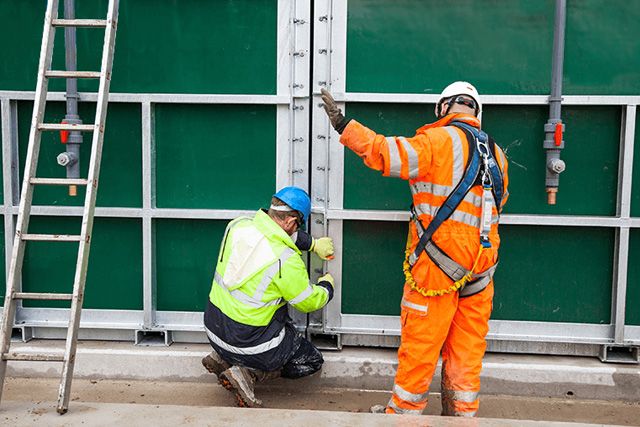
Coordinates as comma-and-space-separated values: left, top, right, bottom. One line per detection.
205, 324, 285, 355
393, 384, 428, 403
464, 191, 483, 207
387, 399, 423, 415
415, 203, 480, 228
444, 127, 465, 185
459, 276, 491, 297
214, 272, 283, 308
289, 285, 314, 305
411, 182, 452, 198
401, 298, 428, 313
386, 137, 402, 177
399, 137, 419, 179
253, 247, 296, 301
442, 389, 479, 403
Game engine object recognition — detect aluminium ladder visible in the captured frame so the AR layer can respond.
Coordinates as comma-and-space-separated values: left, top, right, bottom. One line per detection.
0, 0, 119, 414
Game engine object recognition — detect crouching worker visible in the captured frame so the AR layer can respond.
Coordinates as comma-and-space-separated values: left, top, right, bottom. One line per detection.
202, 186, 335, 407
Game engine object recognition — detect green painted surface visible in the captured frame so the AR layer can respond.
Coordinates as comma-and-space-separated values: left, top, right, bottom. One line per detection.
631, 112, 640, 217
564, 1, 640, 95
344, 103, 619, 216
346, 0, 640, 95
155, 104, 276, 209
341, 220, 406, 316
17, 101, 142, 208
0, 0, 277, 94
627, 229, 640, 326
346, 0, 554, 94
492, 225, 613, 323
155, 219, 227, 312
22, 217, 142, 310
342, 222, 613, 323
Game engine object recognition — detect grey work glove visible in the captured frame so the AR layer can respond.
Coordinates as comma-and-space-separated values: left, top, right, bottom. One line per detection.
321, 88, 350, 134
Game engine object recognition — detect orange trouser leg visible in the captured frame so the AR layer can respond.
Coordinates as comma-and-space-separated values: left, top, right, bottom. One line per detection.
387, 287, 457, 415
440, 283, 494, 417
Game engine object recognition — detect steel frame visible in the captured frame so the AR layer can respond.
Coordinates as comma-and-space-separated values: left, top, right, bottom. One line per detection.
0, 0, 312, 344
1, 1, 639, 354
308, 0, 640, 354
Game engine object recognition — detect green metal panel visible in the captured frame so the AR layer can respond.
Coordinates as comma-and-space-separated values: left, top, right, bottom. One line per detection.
346, 0, 640, 96
155, 219, 227, 312
155, 104, 276, 209
344, 103, 619, 216
631, 112, 640, 217
627, 229, 640, 326
342, 221, 614, 323
346, 0, 554, 94
341, 220, 405, 316
564, 1, 640, 95
17, 101, 142, 208
492, 225, 613, 324
0, 0, 278, 94
22, 217, 142, 310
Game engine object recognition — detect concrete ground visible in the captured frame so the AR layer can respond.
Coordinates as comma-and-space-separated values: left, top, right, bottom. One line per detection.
1, 340, 639, 426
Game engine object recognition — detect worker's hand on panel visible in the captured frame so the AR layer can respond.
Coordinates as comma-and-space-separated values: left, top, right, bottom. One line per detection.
311, 237, 334, 260
320, 88, 348, 133
318, 273, 334, 289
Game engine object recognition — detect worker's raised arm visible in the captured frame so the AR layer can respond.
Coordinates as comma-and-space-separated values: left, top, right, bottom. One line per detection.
321, 89, 432, 180
274, 255, 333, 313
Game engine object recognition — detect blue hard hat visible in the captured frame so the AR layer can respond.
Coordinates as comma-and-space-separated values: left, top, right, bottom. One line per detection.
273, 186, 311, 226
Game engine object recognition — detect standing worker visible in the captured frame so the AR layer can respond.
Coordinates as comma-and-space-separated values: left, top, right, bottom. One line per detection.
321, 82, 509, 417
202, 186, 335, 407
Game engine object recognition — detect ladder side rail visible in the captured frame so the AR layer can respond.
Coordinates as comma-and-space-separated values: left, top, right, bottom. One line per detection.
57, 0, 120, 414
0, 0, 60, 402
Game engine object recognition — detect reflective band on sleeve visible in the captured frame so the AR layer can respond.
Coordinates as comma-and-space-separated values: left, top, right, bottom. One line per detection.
289, 285, 314, 305
442, 389, 479, 403
399, 137, 420, 179
387, 399, 423, 415
386, 137, 402, 177
444, 127, 465, 185
205, 324, 285, 355
393, 384, 428, 403
401, 298, 428, 313
253, 247, 296, 301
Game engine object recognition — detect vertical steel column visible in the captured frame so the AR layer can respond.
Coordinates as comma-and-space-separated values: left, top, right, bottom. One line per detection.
142, 102, 156, 329
612, 105, 636, 344
321, 0, 347, 333
277, 0, 311, 329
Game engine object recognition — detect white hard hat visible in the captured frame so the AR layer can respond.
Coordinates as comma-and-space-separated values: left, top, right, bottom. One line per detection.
435, 81, 482, 121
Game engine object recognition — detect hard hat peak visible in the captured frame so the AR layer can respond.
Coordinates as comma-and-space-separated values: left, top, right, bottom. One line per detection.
272, 186, 311, 226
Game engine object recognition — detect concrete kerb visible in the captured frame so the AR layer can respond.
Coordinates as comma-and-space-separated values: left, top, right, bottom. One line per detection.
5, 340, 640, 402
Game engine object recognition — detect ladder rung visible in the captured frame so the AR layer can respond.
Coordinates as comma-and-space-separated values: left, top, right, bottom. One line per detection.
21, 234, 82, 242
2, 352, 65, 362
45, 70, 102, 79
51, 19, 108, 28
30, 178, 89, 186
13, 292, 73, 301
38, 123, 95, 132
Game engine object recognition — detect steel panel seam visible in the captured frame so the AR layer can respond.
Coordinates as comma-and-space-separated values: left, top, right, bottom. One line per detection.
142, 102, 156, 329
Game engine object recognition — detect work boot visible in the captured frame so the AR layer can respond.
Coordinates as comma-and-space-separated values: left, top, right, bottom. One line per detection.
250, 368, 281, 383
219, 366, 262, 408
370, 404, 387, 414
201, 351, 230, 377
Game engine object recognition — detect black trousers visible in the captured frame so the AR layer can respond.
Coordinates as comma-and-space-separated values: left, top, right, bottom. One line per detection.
212, 322, 324, 379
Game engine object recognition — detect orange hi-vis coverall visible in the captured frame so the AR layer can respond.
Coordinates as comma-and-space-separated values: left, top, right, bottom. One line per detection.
340, 113, 509, 416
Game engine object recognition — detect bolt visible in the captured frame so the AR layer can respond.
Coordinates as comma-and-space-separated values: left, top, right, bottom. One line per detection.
317, 135, 326, 140
315, 197, 325, 202
293, 18, 306, 24
319, 15, 328, 22
547, 158, 566, 174
293, 137, 305, 143
56, 152, 78, 167
318, 81, 327, 86
293, 51, 305, 57
315, 218, 324, 225
292, 169, 303, 174
316, 166, 326, 171
318, 49, 328, 54
293, 83, 304, 89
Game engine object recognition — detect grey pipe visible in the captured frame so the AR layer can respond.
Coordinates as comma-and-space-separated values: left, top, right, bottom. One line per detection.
544, 0, 567, 205
61, 0, 82, 194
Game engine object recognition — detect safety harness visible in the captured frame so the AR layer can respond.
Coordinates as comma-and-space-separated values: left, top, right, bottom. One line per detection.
403, 121, 504, 298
